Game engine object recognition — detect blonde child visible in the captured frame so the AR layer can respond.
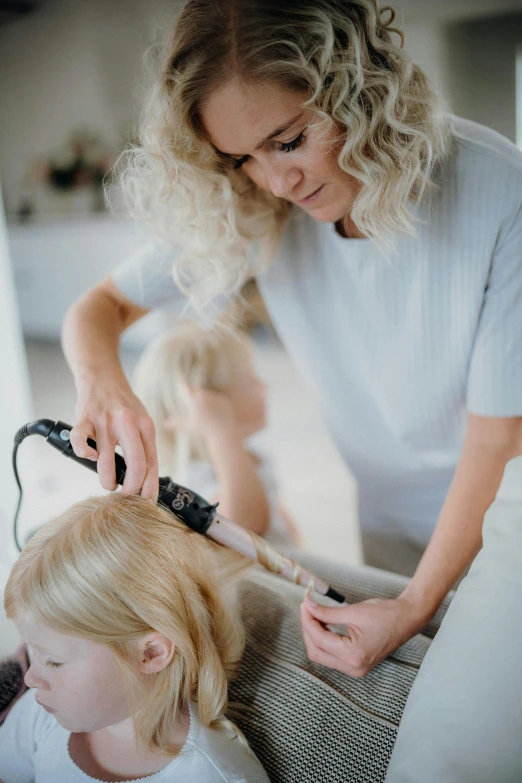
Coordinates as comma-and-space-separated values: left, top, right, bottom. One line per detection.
0, 494, 270, 782
133, 321, 300, 549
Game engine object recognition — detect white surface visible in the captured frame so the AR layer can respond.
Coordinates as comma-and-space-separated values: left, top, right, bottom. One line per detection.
0, 187, 33, 654
404, 21, 451, 99
445, 14, 522, 144
8, 214, 174, 347
386, 457, 522, 782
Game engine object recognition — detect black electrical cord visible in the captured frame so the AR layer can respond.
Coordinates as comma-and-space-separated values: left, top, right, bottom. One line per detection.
12, 438, 24, 552
11, 418, 216, 552
12, 419, 54, 551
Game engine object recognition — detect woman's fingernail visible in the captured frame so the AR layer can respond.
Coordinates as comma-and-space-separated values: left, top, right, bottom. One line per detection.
304, 596, 318, 607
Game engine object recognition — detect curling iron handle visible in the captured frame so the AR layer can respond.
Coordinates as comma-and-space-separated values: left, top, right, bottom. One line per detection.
85, 438, 127, 485
52, 423, 126, 485
63, 437, 127, 485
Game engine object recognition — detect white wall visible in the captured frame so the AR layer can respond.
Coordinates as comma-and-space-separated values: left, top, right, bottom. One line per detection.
0, 187, 32, 559
444, 13, 522, 142
0, 185, 33, 653
403, 21, 452, 102
0, 0, 179, 216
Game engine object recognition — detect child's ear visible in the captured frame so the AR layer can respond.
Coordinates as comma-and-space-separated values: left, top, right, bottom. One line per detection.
138, 632, 175, 674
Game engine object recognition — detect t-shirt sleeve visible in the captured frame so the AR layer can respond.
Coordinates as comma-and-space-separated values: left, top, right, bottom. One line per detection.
0, 690, 49, 783
111, 239, 188, 314
466, 199, 522, 417
111, 238, 239, 321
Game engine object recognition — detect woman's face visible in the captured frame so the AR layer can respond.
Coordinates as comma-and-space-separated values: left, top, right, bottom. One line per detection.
200, 79, 361, 225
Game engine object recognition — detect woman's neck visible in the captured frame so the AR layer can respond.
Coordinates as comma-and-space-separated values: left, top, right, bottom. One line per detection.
334, 215, 366, 239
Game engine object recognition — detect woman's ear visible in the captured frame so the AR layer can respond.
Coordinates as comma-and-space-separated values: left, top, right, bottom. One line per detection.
138, 632, 175, 674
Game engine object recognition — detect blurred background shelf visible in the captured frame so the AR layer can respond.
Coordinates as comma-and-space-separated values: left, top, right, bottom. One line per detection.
8, 214, 173, 348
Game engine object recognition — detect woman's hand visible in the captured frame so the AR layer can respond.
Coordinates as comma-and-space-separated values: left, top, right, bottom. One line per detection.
62, 278, 157, 500
70, 380, 159, 501
300, 593, 427, 678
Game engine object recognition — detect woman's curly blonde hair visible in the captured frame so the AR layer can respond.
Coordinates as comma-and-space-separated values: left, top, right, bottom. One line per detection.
117, 0, 450, 313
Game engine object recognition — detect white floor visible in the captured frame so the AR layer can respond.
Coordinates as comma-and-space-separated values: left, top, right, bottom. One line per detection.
1, 333, 362, 655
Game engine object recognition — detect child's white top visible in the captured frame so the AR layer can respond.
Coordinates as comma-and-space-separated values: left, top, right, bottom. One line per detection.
112, 116, 522, 547
186, 451, 293, 549
0, 690, 270, 783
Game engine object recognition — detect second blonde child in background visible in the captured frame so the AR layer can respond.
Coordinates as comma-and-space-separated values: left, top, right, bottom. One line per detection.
134, 322, 300, 549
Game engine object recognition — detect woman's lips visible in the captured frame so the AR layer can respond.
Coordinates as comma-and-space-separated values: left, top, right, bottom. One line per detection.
297, 185, 324, 205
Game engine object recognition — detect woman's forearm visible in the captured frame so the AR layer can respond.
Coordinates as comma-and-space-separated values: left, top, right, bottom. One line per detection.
62, 288, 125, 389
62, 277, 147, 390
61, 278, 159, 497
402, 414, 522, 623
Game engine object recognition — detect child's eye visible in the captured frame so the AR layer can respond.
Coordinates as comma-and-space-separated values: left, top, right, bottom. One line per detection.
279, 131, 305, 154
46, 660, 62, 669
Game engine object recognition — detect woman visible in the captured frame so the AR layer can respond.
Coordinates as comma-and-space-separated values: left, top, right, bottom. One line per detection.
63, 0, 522, 677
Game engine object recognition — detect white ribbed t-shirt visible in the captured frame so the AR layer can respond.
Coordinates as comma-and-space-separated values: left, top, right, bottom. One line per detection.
112, 117, 522, 547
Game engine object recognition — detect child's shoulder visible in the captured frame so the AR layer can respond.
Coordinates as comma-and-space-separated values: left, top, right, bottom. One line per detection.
180, 702, 270, 782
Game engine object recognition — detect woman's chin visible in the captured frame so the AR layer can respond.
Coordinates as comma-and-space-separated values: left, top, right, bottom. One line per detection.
298, 201, 349, 224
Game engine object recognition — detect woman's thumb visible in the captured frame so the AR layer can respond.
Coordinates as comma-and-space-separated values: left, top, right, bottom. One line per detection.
302, 596, 349, 624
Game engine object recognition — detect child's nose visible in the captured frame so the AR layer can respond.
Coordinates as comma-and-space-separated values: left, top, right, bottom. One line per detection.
25, 664, 49, 691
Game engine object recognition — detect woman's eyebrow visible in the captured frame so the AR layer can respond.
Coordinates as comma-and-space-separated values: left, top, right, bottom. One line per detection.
219, 111, 305, 158
253, 111, 304, 150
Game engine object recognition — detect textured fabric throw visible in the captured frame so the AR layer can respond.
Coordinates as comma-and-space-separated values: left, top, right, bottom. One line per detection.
230, 554, 453, 783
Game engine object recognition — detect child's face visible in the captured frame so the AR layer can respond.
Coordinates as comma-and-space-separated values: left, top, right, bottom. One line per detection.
15, 614, 131, 733
228, 358, 267, 437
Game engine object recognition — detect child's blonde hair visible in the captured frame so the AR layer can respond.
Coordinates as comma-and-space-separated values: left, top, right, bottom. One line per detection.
134, 321, 253, 479
4, 493, 249, 756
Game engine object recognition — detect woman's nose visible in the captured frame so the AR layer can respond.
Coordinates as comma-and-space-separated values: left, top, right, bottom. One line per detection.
265, 162, 302, 200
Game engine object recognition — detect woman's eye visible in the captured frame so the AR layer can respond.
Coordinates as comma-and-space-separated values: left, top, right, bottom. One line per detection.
46, 660, 62, 669
279, 132, 305, 154
232, 131, 306, 169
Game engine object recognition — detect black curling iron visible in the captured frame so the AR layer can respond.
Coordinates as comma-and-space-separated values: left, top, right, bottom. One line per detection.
12, 419, 345, 603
